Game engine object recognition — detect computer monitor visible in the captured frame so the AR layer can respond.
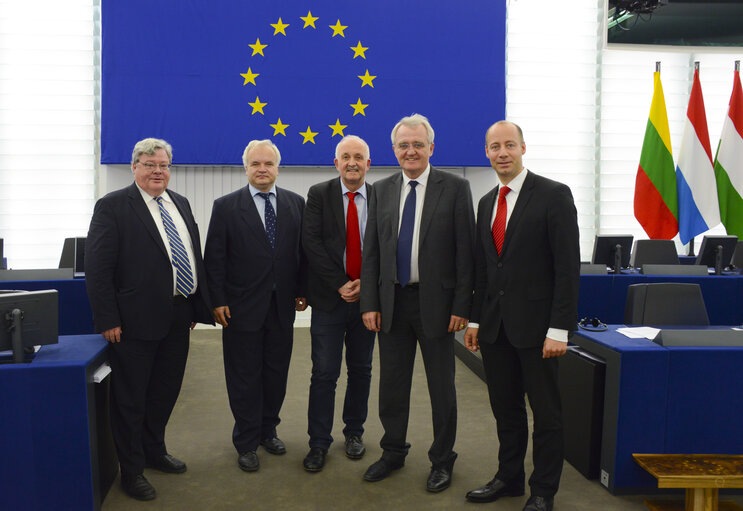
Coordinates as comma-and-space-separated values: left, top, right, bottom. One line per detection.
0, 238, 5, 270
58, 237, 86, 277
0, 289, 58, 364
694, 235, 738, 275
591, 234, 633, 273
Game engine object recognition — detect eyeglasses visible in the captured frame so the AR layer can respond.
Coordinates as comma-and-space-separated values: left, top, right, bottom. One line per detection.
138, 162, 171, 171
395, 142, 427, 151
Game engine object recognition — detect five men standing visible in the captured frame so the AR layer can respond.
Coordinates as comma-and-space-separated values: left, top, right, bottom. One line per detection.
359, 114, 476, 492
301, 135, 376, 471
204, 139, 307, 473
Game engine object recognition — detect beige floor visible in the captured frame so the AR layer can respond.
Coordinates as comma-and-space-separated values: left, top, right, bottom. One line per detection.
101, 328, 742, 511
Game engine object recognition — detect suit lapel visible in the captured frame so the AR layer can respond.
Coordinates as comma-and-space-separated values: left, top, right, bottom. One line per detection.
239, 186, 272, 250
501, 171, 535, 257
385, 173, 403, 236
330, 179, 346, 241
274, 187, 292, 250
419, 168, 444, 245
170, 192, 198, 251
482, 188, 499, 259
127, 183, 169, 258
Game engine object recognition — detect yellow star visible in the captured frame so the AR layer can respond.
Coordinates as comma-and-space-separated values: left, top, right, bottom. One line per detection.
350, 41, 368, 59
270, 17, 289, 36
329, 19, 347, 38
349, 98, 369, 117
300, 10, 319, 29
248, 96, 267, 115
239, 68, 259, 86
299, 126, 319, 144
270, 118, 289, 136
249, 37, 268, 56
328, 119, 347, 138
357, 69, 376, 88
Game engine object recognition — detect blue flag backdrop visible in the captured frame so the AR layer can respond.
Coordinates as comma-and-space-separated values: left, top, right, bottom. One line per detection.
101, 0, 506, 166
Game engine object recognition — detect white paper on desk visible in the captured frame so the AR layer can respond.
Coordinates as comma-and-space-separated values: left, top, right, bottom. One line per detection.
616, 327, 661, 340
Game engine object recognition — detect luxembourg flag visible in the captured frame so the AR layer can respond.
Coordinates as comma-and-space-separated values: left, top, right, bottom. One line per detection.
676, 67, 720, 245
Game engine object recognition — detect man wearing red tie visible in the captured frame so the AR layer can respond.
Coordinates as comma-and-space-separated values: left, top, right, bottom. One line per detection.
464, 121, 580, 511
301, 135, 376, 471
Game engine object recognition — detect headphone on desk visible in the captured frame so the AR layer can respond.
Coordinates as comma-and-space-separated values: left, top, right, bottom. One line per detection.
578, 317, 608, 332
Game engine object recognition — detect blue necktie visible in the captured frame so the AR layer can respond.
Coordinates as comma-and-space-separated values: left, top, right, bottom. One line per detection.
258, 192, 276, 249
155, 196, 194, 297
397, 181, 418, 287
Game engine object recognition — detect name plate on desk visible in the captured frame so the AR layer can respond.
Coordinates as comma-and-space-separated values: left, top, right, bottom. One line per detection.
640, 264, 709, 276
654, 329, 743, 347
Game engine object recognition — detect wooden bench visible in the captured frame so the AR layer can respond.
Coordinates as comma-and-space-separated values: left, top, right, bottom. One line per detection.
633, 454, 743, 511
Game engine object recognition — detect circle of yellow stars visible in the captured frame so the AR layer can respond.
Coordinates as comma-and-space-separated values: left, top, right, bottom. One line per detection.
238, 10, 376, 145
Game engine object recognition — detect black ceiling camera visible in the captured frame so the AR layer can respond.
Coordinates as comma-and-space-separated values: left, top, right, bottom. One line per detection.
578, 317, 608, 332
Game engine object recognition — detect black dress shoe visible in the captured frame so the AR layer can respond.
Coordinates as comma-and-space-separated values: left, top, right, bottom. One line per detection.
465, 478, 525, 503
362, 458, 403, 482
121, 473, 156, 501
345, 435, 365, 459
426, 467, 452, 493
145, 454, 187, 474
260, 436, 286, 455
303, 447, 327, 472
523, 496, 554, 511
238, 451, 259, 472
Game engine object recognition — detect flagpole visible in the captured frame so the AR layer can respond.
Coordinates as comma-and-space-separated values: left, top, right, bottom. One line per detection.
656, 61, 660, 73
687, 61, 701, 257
736, 60, 740, 73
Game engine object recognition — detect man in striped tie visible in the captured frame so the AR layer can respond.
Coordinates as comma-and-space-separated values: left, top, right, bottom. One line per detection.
85, 138, 213, 501
463, 122, 580, 511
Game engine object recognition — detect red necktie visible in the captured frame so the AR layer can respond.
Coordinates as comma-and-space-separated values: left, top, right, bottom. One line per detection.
346, 192, 362, 280
492, 186, 510, 255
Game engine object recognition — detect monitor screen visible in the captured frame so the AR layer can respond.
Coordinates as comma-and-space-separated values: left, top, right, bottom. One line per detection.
591, 234, 633, 271
0, 238, 4, 270
694, 235, 738, 273
0, 289, 58, 363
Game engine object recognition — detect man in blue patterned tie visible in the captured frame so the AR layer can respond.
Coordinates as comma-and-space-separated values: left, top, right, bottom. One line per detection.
85, 138, 213, 501
204, 140, 308, 473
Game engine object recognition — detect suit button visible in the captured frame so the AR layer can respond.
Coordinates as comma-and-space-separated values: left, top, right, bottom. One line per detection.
497, 262, 503, 268
499, 290, 504, 296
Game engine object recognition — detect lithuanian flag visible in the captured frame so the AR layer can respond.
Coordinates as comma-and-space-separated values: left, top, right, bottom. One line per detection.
634, 71, 679, 239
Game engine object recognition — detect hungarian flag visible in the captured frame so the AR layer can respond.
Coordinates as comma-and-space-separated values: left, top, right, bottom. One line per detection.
634, 71, 679, 239
713, 66, 743, 239
676, 68, 719, 245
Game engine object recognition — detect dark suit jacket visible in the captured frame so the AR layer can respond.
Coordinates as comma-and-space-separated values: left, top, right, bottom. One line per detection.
204, 185, 307, 332
470, 171, 580, 348
360, 167, 476, 338
85, 183, 213, 339
302, 178, 371, 313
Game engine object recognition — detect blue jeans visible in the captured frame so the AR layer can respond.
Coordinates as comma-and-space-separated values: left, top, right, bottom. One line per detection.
307, 300, 375, 449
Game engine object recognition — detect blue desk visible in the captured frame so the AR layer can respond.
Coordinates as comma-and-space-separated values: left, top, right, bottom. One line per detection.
572, 327, 743, 494
0, 279, 93, 335
0, 335, 116, 511
578, 274, 743, 325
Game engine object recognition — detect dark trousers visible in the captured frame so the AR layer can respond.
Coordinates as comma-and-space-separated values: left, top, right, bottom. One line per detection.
479, 326, 563, 498
222, 295, 293, 454
108, 298, 192, 476
377, 285, 457, 469
307, 300, 375, 449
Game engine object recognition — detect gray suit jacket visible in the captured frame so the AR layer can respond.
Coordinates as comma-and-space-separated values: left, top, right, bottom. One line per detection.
360, 167, 476, 338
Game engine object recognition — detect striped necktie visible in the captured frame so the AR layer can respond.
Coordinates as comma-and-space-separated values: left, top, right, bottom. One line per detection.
155, 196, 194, 297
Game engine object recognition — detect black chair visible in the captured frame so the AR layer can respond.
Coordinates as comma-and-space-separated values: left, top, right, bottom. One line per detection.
733, 241, 743, 270
630, 239, 678, 268
623, 283, 709, 326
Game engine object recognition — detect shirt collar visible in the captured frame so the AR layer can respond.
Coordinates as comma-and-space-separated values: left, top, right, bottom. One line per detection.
498, 167, 528, 194
340, 177, 367, 199
249, 183, 277, 197
402, 164, 431, 188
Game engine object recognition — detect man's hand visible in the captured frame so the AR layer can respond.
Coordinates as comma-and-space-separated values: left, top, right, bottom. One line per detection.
464, 327, 479, 352
295, 297, 308, 311
362, 311, 381, 332
542, 337, 567, 358
102, 326, 122, 343
448, 315, 469, 333
338, 279, 361, 303
213, 306, 230, 327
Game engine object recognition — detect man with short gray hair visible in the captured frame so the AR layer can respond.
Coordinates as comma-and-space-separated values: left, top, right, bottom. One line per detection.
86, 137, 213, 501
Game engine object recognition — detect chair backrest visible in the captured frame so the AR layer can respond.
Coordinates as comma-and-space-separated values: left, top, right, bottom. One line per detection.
630, 239, 678, 267
623, 283, 709, 326
733, 241, 743, 269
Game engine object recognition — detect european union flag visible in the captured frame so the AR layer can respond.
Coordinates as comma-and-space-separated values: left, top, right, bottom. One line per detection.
101, 0, 506, 166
